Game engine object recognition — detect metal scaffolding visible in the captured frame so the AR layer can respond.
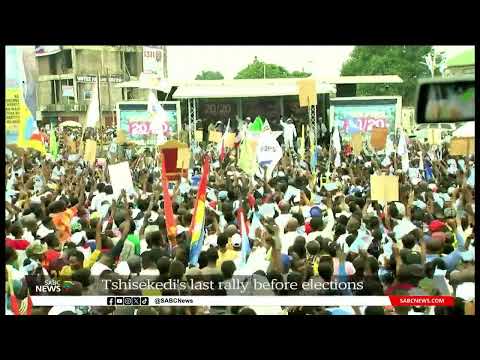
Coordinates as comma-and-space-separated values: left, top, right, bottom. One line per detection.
308, 104, 317, 149
187, 98, 198, 146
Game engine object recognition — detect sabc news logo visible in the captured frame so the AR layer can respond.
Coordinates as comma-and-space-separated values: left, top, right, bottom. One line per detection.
107, 297, 149, 306
35, 279, 62, 293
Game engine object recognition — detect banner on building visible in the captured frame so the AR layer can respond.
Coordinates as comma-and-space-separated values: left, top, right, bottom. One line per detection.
143, 46, 164, 76
35, 46, 62, 57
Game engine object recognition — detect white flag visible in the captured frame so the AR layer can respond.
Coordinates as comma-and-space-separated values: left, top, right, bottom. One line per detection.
148, 91, 169, 143
332, 126, 341, 167
85, 81, 99, 128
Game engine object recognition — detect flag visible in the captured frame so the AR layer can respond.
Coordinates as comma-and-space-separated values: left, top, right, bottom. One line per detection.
248, 211, 263, 239
239, 137, 258, 176
299, 125, 305, 160
148, 90, 169, 144
85, 81, 99, 128
6, 266, 32, 316
262, 119, 271, 132
218, 119, 230, 161
237, 206, 251, 268
332, 126, 341, 168
249, 116, 263, 132
189, 156, 210, 266
49, 127, 58, 159
397, 130, 409, 172
161, 153, 177, 245
17, 92, 46, 154
309, 146, 318, 191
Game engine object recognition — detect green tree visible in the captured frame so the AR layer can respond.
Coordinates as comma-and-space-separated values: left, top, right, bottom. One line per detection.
195, 70, 224, 80
235, 57, 290, 79
340, 46, 446, 105
235, 57, 312, 79
289, 70, 312, 78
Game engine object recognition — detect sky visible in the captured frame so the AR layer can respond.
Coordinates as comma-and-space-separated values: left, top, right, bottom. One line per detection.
166, 45, 474, 80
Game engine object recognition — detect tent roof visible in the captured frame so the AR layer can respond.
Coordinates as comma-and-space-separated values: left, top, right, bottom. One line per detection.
172, 79, 335, 99
447, 49, 475, 68
115, 75, 403, 99
171, 75, 402, 99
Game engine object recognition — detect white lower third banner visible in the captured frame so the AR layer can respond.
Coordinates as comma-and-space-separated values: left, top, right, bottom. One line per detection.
31, 296, 392, 307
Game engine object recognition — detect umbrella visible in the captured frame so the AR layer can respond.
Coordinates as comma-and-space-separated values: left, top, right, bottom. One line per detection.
59, 120, 82, 128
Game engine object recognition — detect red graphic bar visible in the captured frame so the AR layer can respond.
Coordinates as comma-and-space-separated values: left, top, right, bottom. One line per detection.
389, 296, 454, 307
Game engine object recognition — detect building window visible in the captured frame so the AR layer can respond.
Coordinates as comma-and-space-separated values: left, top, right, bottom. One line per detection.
63, 50, 73, 71
125, 52, 138, 77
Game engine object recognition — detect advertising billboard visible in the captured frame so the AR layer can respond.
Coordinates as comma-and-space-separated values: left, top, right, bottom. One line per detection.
143, 46, 164, 76
117, 101, 181, 145
6, 46, 39, 145
330, 97, 401, 138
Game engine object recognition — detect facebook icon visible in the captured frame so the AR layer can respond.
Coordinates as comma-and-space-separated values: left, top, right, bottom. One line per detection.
107, 297, 115, 306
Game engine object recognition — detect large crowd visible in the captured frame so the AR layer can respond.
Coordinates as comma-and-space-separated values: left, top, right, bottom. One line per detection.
5, 117, 475, 315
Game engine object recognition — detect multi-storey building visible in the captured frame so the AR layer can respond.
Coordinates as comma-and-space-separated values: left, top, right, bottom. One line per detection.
36, 46, 150, 128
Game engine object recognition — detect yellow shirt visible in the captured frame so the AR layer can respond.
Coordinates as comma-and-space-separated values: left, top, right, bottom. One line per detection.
59, 249, 102, 277
217, 249, 239, 269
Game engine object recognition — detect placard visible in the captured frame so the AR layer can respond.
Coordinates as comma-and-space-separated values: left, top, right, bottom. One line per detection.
83, 140, 97, 167
297, 79, 317, 107
176, 147, 191, 169
225, 133, 236, 148
194, 130, 204, 142
116, 129, 127, 145
426, 128, 442, 145
209, 131, 222, 143
370, 127, 388, 151
370, 175, 399, 202
351, 132, 363, 155
449, 137, 474, 156
108, 161, 135, 199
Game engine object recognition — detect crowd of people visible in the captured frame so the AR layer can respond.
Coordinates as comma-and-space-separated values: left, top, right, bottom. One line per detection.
4, 118, 475, 315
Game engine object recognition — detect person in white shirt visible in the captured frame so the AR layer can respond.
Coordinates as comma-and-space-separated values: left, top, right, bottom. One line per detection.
280, 117, 297, 152
275, 201, 292, 239
281, 219, 300, 254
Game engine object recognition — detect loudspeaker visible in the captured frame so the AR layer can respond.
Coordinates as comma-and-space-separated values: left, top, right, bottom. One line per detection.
336, 84, 357, 97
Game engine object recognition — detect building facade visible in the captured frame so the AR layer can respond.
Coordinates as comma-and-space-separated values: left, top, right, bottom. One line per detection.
36, 46, 150, 128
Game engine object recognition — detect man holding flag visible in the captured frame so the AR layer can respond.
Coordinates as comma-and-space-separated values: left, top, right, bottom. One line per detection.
218, 119, 231, 162
161, 153, 177, 248
188, 155, 210, 266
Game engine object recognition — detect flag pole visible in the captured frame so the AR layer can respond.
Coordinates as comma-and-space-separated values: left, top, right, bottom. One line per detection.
97, 71, 103, 158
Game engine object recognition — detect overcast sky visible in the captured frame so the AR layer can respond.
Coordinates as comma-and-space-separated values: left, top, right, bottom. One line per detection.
166, 45, 474, 80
